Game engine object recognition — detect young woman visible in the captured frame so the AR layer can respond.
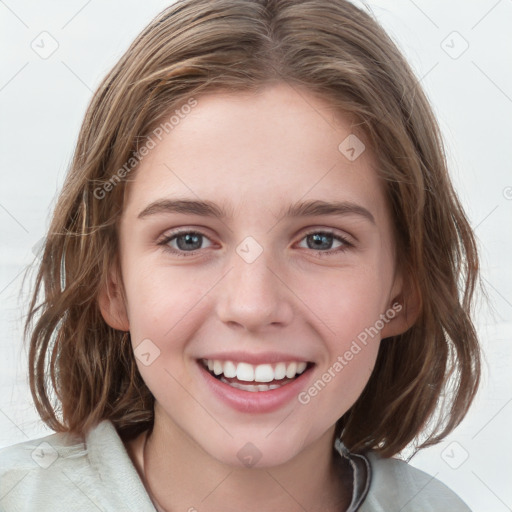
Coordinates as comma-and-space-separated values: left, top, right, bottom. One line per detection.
0, 1, 480, 510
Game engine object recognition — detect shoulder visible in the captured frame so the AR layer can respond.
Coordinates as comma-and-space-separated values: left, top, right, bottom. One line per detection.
0, 426, 92, 511
359, 451, 472, 512
0, 420, 154, 512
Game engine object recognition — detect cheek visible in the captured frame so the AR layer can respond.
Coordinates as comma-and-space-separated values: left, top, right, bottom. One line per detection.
292, 263, 389, 409
296, 263, 391, 342
122, 260, 215, 340
124, 268, 213, 398
121, 264, 223, 400
297, 285, 383, 427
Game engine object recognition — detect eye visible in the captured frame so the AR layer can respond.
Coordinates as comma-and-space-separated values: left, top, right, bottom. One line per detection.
297, 231, 352, 253
157, 229, 352, 257
159, 230, 212, 254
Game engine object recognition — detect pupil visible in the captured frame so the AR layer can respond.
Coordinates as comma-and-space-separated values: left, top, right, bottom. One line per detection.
177, 233, 201, 251
308, 233, 332, 250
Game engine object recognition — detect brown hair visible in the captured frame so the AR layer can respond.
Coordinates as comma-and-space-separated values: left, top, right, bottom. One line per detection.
24, 0, 481, 457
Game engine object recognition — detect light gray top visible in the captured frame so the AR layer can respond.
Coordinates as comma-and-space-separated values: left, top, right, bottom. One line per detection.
0, 419, 471, 511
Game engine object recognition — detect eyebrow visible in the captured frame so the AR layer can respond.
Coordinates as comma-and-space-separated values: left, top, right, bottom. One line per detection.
137, 198, 375, 224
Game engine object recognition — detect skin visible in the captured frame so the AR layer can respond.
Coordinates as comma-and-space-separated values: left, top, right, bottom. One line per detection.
99, 82, 416, 511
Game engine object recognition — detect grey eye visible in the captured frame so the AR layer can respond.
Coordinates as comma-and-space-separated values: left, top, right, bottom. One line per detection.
168, 232, 212, 251
298, 232, 344, 251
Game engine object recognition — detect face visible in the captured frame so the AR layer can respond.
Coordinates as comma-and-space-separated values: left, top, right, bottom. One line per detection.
103, 82, 405, 467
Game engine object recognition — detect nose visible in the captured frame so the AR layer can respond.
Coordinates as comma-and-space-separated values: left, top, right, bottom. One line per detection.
215, 248, 294, 332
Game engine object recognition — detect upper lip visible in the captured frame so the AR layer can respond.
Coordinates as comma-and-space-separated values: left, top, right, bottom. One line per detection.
198, 351, 313, 365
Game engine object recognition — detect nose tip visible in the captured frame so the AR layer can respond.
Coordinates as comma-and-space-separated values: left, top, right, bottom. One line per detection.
215, 253, 294, 332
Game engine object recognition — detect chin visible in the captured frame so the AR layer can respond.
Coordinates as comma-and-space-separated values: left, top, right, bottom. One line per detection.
200, 429, 314, 469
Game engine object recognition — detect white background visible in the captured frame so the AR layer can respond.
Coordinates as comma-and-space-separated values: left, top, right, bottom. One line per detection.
0, 1, 511, 511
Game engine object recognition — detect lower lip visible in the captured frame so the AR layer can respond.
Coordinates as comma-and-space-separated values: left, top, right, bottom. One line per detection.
197, 361, 313, 414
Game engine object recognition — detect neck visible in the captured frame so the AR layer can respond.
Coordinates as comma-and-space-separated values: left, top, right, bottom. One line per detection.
128, 410, 352, 512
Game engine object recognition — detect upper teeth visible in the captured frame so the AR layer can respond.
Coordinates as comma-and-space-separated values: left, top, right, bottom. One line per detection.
204, 359, 308, 382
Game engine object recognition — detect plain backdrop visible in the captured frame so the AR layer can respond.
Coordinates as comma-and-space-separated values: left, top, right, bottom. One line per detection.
0, 1, 511, 511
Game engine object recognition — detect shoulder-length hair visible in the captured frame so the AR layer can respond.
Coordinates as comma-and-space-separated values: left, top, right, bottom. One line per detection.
25, 0, 480, 457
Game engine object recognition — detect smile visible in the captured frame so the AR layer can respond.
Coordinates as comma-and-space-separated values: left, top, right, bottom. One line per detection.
200, 358, 312, 392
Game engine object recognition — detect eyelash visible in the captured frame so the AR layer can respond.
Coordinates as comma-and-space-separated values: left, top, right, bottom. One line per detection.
157, 229, 354, 257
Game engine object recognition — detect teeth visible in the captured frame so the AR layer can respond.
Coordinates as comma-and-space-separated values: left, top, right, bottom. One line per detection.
223, 360, 237, 378
254, 364, 274, 383
285, 362, 297, 379
220, 377, 285, 392
297, 361, 307, 374
236, 362, 254, 382
203, 359, 309, 383
274, 362, 286, 380
213, 360, 223, 376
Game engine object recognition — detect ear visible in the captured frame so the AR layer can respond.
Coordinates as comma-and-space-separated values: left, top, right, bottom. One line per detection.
98, 263, 130, 331
380, 269, 422, 339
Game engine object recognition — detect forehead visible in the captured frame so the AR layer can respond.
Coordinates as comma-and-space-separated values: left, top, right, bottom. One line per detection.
124, 82, 388, 224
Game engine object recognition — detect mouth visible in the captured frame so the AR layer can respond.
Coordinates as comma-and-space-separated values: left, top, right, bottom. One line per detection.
199, 358, 314, 392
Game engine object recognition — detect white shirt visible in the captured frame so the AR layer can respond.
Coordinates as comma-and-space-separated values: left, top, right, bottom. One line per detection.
0, 419, 471, 511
